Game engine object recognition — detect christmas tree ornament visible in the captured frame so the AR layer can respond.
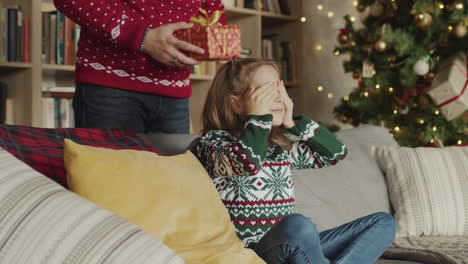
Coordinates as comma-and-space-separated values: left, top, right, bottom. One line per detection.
414, 12, 433, 30
413, 57, 431, 76
454, 23, 467, 38
370, 2, 384, 17
399, 105, 410, 115
362, 59, 375, 78
427, 52, 467, 120
352, 71, 361, 79
337, 29, 352, 45
374, 39, 387, 52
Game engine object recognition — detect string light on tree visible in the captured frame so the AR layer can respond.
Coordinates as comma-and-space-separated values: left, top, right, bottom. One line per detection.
458, 140, 463, 145
353, 0, 358, 7
350, 16, 356, 22
317, 4, 323, 10
317, 85, 324, 92
343, 96, 350, 101
328, 11, 334, 18
334, 50, 340, 56
375, 39, 387, 52
300, 17, 307, 22
432, 126, 437, 132
435, 110, 440, 115
315, 44, 323, 51
455, 3, 464, 9
388, 87, 394, 93
394, 126, 400, 132
327, 93, 334, 99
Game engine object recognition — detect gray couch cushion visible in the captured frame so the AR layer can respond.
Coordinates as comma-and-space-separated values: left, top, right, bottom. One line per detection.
293, 125, 399, 231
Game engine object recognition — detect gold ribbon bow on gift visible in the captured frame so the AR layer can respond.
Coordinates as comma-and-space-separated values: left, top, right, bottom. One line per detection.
188, 8, 238, 58
190, 8, 223, 26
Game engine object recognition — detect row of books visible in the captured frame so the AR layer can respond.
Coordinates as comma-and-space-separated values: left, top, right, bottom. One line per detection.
262, 36, 296, 81
192, 61, 217, 77
42, 11, 80, 65
42, 96, 74, 128
260, 0, 291, 14
0, 5, 31, 62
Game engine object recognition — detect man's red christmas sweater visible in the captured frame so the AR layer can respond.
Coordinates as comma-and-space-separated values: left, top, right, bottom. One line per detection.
54, 0, 226, 98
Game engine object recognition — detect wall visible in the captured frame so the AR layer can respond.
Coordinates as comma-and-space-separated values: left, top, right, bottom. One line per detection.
300, 0, 363, 127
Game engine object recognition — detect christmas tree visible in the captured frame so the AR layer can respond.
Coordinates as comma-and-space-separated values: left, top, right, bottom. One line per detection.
333, 0, 467, 147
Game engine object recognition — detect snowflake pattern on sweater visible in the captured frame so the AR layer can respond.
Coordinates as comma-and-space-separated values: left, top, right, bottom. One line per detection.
54, 0, 226, 97
196, 114, 348, 246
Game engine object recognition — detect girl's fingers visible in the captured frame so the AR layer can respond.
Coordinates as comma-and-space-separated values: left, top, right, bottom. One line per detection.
251, 81, 275, 97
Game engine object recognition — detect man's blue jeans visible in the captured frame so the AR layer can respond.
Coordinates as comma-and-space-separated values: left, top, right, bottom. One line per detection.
73, 83, 190, 133
251, 212, 397, 264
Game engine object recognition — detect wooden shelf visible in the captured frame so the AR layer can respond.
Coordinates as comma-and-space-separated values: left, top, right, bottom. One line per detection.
190, 74, 214, 81
0, 62, 33, 69
261, 12, 300, 22
42, 64, 76, 72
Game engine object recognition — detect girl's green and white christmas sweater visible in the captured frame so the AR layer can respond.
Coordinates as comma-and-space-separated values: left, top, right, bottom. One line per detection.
196, 114, 347, 247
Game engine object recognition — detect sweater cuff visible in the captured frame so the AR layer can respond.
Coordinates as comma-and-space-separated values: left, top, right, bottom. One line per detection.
286, 116, 320, 141
114, 21, 149, 52
244, 114, 273, 131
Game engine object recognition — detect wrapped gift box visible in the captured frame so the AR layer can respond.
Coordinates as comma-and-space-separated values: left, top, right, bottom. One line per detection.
174, 9, 241, 61
428, 52, 467, 120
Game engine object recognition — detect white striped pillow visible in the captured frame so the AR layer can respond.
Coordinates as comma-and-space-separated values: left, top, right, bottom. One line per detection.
371, 146, 468, 237
0, 148, 185, 264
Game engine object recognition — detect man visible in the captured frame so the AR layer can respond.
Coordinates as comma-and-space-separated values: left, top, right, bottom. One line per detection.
54, 0, 226, 133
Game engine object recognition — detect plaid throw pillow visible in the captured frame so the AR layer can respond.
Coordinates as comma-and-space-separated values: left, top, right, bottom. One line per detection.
0, 125, 159, 188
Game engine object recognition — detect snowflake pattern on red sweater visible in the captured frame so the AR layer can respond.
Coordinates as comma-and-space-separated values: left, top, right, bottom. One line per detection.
54, 0, 226, 97
196, 114, 348, 246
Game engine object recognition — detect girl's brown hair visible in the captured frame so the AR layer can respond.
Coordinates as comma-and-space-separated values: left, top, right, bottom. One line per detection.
201, 57, 292, 150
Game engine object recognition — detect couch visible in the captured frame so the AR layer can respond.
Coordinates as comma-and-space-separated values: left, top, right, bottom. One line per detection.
140, 125, 422, 264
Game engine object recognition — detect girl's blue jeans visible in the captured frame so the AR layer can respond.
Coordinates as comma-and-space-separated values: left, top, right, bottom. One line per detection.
250, 212, 397, 264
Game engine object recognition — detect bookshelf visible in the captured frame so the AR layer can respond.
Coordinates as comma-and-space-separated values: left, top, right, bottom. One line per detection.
0, 0, 304, 133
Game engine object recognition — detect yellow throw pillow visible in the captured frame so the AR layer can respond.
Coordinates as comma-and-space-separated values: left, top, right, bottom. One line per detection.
64, 139, 264, 264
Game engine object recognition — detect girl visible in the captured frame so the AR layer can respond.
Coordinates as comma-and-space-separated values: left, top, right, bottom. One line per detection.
196, 58, 396, 264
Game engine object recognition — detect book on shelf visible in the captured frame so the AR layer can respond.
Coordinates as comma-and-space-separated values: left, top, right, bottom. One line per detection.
192, 61, 216, 77
0, 82, 7, 124
42, 10, 79, 65
262, 35, 296, 82
0, 5, 30, 63
260, 0, 290, 14
42, 97, 74, 128
244, 0, 256, 9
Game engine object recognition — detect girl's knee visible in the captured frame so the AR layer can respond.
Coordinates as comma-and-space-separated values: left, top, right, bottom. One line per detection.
280, 214, 319, 240
371, 212, 397, 242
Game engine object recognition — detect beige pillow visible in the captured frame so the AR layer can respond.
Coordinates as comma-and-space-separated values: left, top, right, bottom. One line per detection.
63, 139, 265, 264
371, 145, 468, 236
